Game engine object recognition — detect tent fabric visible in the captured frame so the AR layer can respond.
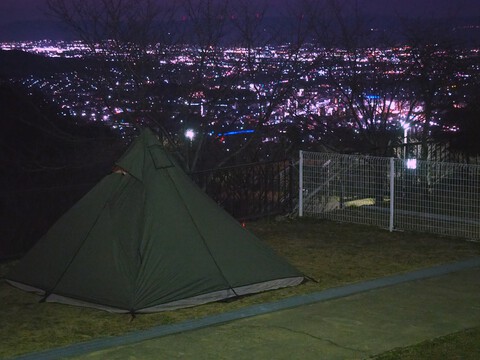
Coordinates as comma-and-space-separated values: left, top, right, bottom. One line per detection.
7, 129, 303, 313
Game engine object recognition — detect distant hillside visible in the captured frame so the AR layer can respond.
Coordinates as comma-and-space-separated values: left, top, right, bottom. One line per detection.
0, 80, 124, 258
0, 50, 93, 79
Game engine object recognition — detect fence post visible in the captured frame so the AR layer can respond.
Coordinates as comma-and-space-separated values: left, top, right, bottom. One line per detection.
389, 157, 395, 232
299, 150, 304, 217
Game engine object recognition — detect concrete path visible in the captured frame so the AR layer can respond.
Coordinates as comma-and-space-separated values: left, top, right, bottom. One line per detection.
15, 258, 480, 360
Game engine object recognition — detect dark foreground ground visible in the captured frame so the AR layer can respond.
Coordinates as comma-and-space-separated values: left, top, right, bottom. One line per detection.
1, 219, 480, 359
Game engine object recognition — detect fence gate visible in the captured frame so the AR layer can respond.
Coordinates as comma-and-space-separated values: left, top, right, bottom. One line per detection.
299, 151, 480, 240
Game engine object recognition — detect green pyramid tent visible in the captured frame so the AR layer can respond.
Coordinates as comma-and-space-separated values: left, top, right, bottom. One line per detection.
7, 129, 303, 313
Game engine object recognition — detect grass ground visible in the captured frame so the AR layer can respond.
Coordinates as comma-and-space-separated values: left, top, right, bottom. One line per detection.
373, 327, 480, 360
1, 218, 479, 359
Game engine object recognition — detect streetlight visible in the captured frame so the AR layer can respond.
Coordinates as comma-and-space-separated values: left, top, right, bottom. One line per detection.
184, 129, 196, 171
185, 129, 195, 142
402, 121, 409, 159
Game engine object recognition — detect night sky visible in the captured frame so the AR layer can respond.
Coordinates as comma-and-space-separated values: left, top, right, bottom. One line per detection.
0, 0, 479, 41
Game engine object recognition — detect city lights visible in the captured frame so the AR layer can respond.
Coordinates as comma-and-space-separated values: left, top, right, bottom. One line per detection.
1, 39, 477, 146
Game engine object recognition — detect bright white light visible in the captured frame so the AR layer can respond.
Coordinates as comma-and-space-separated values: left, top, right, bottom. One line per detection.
185, 129, 195, 141
406, 159, 417, 169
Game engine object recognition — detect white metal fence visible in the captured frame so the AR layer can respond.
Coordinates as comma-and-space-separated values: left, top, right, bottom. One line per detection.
299, 151, 480, 240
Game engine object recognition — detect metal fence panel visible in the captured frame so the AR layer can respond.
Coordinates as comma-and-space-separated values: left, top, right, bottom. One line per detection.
191, 160, 294, 221
299, 151, 391, 229
300, 151, 480, 240
393, 159, 480, 239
